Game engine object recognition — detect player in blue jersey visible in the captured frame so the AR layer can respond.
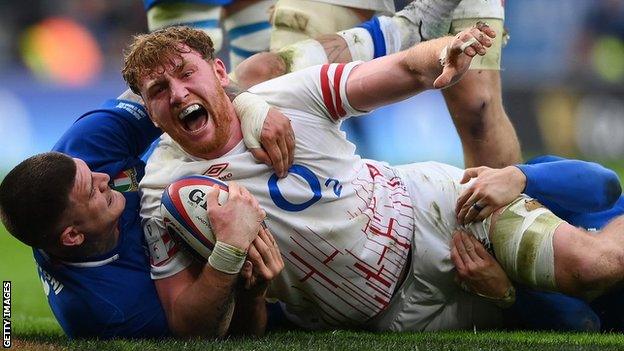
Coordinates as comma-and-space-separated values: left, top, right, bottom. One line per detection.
24, 96, 169, 339
452, 156, 623, 331
0, 90, 292, 338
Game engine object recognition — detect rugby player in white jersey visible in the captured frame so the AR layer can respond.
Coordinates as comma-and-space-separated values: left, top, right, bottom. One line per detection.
125, 26, 624, 334
238, 0, 520, 168
147, 0, 519, 167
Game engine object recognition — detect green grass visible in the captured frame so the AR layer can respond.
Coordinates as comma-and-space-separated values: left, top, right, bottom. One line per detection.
9, 330, 624, 351
3, 167, 624, 350
0, 226, 62, 333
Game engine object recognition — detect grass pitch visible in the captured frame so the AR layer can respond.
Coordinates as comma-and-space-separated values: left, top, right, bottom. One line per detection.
5, 220, 624, 351
3, 167, 624, 350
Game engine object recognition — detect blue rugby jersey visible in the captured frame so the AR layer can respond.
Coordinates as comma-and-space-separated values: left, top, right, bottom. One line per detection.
34, 99, 168, 338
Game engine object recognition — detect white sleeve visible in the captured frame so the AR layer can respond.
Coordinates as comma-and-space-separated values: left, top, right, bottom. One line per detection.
140, 140, 193, 280
248, 61, 366, 123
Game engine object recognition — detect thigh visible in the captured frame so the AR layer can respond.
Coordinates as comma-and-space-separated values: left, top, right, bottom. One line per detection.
269, 0, 366, 49
146, 2, 226, 51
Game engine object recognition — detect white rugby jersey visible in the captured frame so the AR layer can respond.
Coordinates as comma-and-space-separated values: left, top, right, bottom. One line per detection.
140, 62, 414, 329
310, 0, 394, 14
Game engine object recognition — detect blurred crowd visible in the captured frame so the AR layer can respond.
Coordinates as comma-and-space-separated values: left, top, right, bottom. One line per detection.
0, 0, 622, 84
0, 0, 622, 165
0, 1, 146, 73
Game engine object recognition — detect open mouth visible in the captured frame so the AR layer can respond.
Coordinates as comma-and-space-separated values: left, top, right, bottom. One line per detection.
179, 103, 210, 133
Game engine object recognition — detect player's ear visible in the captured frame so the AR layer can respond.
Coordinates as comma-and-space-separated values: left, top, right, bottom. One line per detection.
212, 58, 230, 87
59, 226, 84, 247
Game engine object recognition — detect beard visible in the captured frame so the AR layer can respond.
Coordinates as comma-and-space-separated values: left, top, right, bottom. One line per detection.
176, 81, 234, 159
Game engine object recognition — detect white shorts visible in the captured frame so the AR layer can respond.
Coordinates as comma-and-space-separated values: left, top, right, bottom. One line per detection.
367, 162, 503, 331
269, 0, 373, 50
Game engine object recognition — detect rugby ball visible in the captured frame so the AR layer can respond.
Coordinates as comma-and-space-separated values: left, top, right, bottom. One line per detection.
160, 175, 229, 260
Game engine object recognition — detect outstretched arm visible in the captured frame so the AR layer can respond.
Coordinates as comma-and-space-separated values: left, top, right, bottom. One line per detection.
346, 23, 495, 112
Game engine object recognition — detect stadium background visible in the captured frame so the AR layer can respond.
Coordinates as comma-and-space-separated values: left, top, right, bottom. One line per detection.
1, 0, 624, 348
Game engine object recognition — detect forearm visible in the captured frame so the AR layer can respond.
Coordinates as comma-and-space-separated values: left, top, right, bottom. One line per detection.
346, 36, 452, 111
167, 265, 237, 338
224, 81, 243, 102
402, 36, 453, 88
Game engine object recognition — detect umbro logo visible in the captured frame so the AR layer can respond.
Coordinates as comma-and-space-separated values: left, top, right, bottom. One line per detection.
204, 163, 232, 180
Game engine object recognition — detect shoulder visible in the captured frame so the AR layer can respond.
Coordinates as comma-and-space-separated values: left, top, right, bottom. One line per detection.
142, 136, 189, 183
74, 99, 148, 131
54, 99, 148, 149
249, 62, 363, 121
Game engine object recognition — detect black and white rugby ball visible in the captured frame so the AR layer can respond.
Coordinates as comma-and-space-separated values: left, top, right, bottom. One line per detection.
160, 175, 229, 260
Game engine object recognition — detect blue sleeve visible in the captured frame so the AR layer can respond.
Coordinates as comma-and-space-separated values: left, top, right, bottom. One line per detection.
53, 99, 161, 177
517, 155, 622, 213
357, 16, 386, 59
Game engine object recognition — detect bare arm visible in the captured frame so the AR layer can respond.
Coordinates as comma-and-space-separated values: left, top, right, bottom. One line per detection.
230, 227, 284, 336
153, 182, 266, 337
347, 23, 495, 112
155, 263, 237, 337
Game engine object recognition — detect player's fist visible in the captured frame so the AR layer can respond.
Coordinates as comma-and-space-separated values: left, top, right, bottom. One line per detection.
207, 182, 266, 250
240, 226, 284, 298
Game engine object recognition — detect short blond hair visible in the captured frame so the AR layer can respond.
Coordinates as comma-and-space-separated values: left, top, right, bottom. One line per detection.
122, 26, 215, 94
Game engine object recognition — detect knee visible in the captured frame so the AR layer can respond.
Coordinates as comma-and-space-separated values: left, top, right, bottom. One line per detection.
444, 73, 500, 139
234, 52, 287, 89
461, 86, 494, 118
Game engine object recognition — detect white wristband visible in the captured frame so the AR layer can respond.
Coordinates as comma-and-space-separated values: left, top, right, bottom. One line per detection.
233, 92, 270, 149
208, 241, 247, 274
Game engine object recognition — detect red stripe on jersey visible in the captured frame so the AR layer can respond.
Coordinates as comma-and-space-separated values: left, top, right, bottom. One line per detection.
167, 244, 179, 258
333, 64, 347, 118
163, 231, 179, 257
320, 64, 339, 120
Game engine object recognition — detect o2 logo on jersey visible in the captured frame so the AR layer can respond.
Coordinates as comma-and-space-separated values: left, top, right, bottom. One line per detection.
268, 164, 341, 212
